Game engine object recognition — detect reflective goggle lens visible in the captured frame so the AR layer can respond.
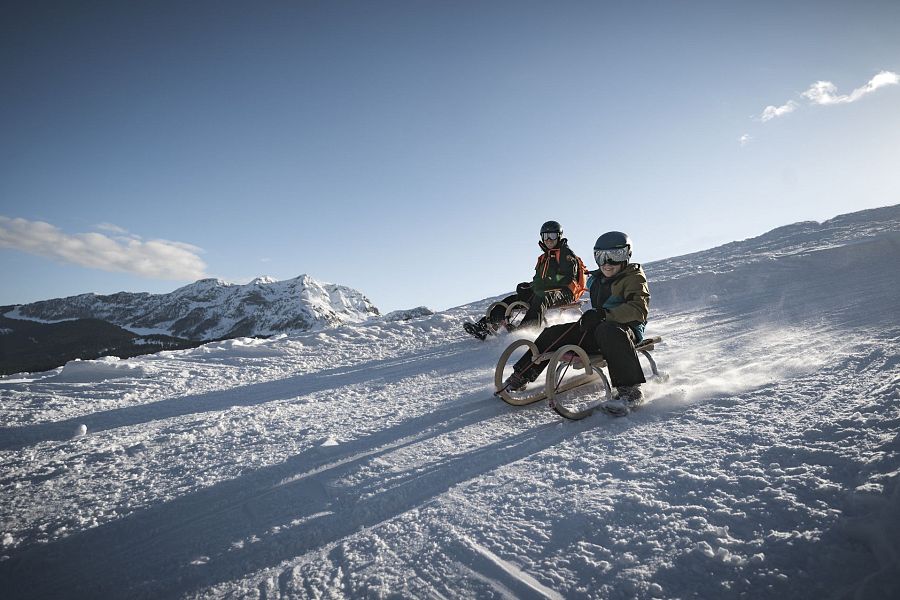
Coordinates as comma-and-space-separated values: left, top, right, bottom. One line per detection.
541, 232, 560, 241
594, 247, 629, 264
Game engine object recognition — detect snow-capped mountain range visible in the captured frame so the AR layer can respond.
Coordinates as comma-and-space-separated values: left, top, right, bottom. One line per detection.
6, 274, 381, 340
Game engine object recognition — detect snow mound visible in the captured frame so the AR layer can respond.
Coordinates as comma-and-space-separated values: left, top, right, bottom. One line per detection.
382, 306, 434, 321
182, 336, 288, 358
50, 356, 149, 382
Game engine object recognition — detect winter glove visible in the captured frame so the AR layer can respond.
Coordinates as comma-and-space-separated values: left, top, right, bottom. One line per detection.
578, 308, 606, 332
516, 282, 533, 299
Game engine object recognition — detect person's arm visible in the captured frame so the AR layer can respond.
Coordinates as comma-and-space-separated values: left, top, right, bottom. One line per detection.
535, 252, 576, 291
554, 254, 577, 287
531, 255, 546, 292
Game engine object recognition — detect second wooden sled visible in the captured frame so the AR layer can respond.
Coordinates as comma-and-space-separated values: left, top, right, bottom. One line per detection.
494, 336, 664, 420
484, 298, 587, 333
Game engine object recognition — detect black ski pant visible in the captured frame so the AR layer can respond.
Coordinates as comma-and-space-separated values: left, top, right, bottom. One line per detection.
512, 320, 646, 388
486, 283, 574, 329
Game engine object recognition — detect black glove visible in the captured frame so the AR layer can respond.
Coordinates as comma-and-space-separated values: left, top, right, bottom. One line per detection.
578, 308, 605, 332
515, 282, 533, 299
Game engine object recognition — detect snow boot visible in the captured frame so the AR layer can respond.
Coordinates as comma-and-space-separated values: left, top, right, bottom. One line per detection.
502, 371, 530, 392
615, 385, 644, 406
464, 319, 490, 341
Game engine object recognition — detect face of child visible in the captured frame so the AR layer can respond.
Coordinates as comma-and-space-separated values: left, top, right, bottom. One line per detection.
541, 232, 559, 249
600, 262, 624, 277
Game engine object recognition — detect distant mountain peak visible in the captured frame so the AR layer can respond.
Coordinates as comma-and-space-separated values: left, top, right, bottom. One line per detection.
250, 276, 278, 285
10, 273, 380, 340
173, 278, 230, 293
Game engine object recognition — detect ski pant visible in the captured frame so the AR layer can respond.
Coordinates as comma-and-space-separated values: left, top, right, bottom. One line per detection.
512, 320, 646, 388
486, 283, 574, 329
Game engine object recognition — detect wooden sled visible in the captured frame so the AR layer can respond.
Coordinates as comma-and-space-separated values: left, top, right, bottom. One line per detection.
484, 297, 588, 333
493, 336, 664, 420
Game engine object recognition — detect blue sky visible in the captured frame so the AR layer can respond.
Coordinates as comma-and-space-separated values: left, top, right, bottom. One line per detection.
2, 0, 898, 313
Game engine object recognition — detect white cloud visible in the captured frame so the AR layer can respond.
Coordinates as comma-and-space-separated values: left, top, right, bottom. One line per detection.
757, 71, 899, 127
760, 100, 799, 122
802, 70, 899, 105
0, 216, 207, 280
739, 134, 752, 147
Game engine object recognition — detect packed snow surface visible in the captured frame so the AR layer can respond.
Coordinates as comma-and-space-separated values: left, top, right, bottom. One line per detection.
1, 206, 899, 599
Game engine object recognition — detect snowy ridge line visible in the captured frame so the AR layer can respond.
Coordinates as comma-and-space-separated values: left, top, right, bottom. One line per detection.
646, 206, 900, 283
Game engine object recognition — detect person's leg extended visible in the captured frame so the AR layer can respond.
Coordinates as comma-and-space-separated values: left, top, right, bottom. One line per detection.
521, 288, 574, 328
594, 321, 645, 387
511, 321, 583, 381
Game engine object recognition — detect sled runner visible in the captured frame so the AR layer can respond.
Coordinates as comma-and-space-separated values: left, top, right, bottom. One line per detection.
493, 336, 664, 420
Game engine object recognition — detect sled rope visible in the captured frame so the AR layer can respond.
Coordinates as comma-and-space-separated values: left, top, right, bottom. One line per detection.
553, 331, 588, 394
526, 322, 580, 369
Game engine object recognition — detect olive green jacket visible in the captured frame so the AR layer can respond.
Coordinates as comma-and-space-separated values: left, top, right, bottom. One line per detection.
588, 263, 650, 339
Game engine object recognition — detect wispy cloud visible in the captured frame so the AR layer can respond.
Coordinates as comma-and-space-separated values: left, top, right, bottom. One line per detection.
94, 222, 131, 235
760, 100, 798, 122
802, 70, 899, 105
0, 216, 207, 280
739, 134, 752, 147
758, 70, 898, 122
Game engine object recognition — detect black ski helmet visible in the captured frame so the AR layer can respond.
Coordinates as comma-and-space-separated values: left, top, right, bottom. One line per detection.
594, 231, 633, 262
540, 220, 563, 236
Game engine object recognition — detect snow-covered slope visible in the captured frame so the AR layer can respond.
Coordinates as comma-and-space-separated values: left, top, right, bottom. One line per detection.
648, 203, 900, 283
1, 205, 898, 599
6, 274, 380, 340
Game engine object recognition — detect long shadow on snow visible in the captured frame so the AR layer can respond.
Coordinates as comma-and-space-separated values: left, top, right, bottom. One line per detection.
0, 390, 602, 599
0, 339, 483, 451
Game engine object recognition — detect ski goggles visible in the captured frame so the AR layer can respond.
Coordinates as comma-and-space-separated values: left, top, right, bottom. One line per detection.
541, 232, 560, 241
594, 247, 629, 265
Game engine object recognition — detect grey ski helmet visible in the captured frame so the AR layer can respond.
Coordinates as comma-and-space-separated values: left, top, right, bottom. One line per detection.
540, 220, 563, 235
593, 231, 632, 265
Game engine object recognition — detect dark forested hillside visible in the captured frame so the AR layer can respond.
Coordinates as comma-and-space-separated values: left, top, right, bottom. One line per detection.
0, 311, 201, 375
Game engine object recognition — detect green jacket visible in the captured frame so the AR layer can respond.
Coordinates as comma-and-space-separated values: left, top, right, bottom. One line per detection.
532, 239, 580, 295
588, 263, 650, 340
